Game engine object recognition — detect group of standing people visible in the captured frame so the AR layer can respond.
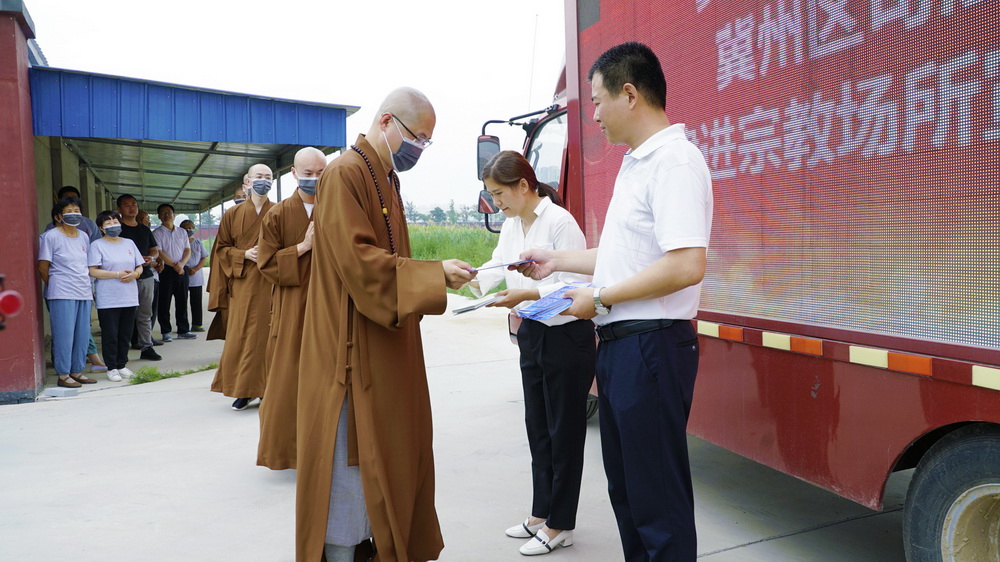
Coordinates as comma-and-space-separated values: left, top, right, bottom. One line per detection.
38, 189, 205, 387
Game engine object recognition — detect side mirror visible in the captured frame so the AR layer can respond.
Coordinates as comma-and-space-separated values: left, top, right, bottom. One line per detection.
478, 189, 499, 214
477, 135, 501, 181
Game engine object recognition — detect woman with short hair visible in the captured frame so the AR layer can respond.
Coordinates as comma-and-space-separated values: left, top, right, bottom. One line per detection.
88, 210, 144, 382
38, 197, 97, 388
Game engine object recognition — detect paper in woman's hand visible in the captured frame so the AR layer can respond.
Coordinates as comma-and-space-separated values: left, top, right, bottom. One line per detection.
452, 296, 501, 315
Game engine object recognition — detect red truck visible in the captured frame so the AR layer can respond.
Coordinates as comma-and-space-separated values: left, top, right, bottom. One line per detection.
477, 1, 1000, 559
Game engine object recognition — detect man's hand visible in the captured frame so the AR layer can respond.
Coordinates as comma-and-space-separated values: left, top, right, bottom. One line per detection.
487, 289, 534, 309
153, 259, 164, 273
515, 249, 556, 280
173, 262, 184, 275
142, 255, 154, 266
245, 246, 259, 263
297, 222, 315, 256
560, 287, 598, 320
442, 259, 474, 290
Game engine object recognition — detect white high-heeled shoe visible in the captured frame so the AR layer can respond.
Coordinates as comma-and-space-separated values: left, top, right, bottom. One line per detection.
505, 518, 544, 538
519, 528, 573, 555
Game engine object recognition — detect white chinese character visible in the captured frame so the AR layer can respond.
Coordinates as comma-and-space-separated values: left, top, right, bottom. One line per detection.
935, 51, 980, 147
758, 0, 805, 77
697, 0, 711, 13
872, 0, 933, 31
807, 91, 837, 167
902, 61, 936, 152
782, 97, 813, 170
836, 81, 863, 156
807, 0, 864, 59
699, 117, 738, 179
857, 74, 899, 157
986, 49, 1000, 142
717, 14, 758, 91
738, 106, 783, 173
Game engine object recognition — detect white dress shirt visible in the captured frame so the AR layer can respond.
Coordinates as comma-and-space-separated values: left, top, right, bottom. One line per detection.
593, 124, 714, 325
153, 223, 191, 266
471, 196, 590, 327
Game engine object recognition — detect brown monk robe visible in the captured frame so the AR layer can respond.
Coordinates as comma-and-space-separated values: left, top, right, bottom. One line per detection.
295, 94, 473, 560
210, 164, 275, 400
207, 178, 252, 341
256, 146, 323, 469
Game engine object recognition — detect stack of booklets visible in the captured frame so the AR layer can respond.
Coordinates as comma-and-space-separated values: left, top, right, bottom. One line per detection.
516, 282, 593, 321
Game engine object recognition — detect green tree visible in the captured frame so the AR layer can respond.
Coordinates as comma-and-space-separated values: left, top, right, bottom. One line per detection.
428, 207, 447, 224
447, 200, 458, 224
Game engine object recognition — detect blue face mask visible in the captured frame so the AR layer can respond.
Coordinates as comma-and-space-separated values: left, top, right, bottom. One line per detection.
251, 179, 272, 196
384, 120, 425, 172
62, 212, 84, 226
103, 225, 122, 238
297, 177, 318, 196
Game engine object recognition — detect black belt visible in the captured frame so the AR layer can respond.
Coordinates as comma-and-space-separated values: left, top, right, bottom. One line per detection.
595, 319, 677, 342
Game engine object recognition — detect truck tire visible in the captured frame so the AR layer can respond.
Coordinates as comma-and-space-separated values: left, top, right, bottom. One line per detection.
585, 393, 599, 420
903, 423, 1000, 561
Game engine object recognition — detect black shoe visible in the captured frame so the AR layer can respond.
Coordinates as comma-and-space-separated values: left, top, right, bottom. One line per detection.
191, 326, 206, 332
232, 397, 251, 411
152, 339, 165, 346
140, 347, 162, 361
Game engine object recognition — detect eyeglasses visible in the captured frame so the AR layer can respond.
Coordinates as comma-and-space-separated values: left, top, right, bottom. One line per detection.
393, 114, 433, 148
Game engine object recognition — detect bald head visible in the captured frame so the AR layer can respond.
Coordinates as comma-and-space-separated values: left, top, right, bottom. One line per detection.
294, 147, 327, 170
373, 87, 435, 129
248, 164, 273, 180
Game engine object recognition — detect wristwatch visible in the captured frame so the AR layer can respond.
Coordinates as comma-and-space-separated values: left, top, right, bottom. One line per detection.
593, 287, 611, 315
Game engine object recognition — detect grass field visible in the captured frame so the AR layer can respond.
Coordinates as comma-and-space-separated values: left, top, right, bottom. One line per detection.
408, 225, 503, 297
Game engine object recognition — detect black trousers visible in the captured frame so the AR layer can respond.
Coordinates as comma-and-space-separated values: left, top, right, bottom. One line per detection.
597, 320, 699, 562
97, 306, 137, 370
516, 318, 595, 531
157, 268, 189, 335
188, 285, 203, 328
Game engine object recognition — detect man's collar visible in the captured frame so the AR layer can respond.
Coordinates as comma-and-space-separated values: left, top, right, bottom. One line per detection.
626, 123, 687, 160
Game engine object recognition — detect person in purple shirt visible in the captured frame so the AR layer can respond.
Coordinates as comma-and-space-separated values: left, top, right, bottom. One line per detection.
38, 197, 97, 388
89, 210, 144, 382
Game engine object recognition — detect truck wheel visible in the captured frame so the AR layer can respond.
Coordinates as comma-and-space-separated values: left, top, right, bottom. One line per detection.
585, 393, 599, 420
903, 423, 1000, 561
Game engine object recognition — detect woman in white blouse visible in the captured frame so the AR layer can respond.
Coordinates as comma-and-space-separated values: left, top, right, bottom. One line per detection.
469, 150, 596, 556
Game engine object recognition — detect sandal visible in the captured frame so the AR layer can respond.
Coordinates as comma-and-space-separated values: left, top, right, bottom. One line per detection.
57, 377, 82, 388
69, 373, 97, 384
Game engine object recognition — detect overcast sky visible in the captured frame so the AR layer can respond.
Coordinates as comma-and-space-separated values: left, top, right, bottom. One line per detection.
25, 0, 566, 211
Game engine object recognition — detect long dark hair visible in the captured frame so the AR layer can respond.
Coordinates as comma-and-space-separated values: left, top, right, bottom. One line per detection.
482, 150, 562, 207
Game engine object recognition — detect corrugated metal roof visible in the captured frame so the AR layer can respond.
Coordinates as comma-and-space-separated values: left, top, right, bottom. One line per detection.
29, 66, 359, 212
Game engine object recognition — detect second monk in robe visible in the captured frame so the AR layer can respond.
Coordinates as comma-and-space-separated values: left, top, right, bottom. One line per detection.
256, 147, 326, 469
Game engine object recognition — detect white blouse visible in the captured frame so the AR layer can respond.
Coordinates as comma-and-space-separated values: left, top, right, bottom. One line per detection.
470, 196, 590, 327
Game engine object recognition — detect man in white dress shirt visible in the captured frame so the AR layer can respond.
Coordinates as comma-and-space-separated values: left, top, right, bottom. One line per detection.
518, 42, 713, 561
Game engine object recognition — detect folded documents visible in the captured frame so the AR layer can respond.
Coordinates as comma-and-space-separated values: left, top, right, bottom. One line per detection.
516, 282, 592, 321
452, 296, 500, 315
469, 259, 534, 273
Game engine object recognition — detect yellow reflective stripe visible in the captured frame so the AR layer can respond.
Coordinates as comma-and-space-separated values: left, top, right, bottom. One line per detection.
850, 346, 889, 369
762, 332, 791, 351
973, 366, 1000, 391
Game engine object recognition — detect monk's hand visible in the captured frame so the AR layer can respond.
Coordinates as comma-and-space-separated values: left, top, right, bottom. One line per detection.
561, 288, 598, 320
297, 222, 315, 256
442, 259, 474, 290
245, 246, 259, 263
516, 249, 555, 280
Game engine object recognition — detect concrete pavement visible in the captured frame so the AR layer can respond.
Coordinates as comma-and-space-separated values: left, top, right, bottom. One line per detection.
0, 288, 908, 561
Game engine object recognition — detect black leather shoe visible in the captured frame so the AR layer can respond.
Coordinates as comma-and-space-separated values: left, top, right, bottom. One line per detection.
140, 347, 162, 361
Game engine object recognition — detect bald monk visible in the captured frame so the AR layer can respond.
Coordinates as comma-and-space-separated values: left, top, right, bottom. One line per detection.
209, 163, 276, 411
256, 147, 325, 470
295, 87, 473, 562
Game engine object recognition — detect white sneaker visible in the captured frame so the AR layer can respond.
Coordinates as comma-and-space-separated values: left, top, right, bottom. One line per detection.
118, 367, 134, 380
107, 369, 122, 382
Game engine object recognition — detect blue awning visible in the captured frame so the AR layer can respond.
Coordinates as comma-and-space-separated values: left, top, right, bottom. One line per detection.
29, 66, 359, 212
